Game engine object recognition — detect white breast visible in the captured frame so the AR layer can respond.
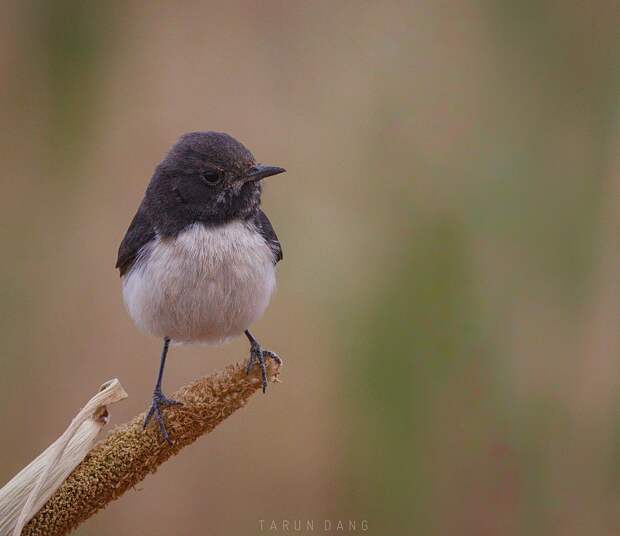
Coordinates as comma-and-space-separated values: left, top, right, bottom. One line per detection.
122, 221, 277, 343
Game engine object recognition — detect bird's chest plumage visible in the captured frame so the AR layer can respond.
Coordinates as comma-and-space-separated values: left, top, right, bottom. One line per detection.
122, 221, 276, 343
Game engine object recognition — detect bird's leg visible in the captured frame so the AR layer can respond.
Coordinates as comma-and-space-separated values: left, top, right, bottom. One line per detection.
244, 329, 282, 393
144, 337, 182, 444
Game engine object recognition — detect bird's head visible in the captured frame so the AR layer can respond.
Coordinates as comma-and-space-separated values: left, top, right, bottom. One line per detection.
145, 131, 285, 235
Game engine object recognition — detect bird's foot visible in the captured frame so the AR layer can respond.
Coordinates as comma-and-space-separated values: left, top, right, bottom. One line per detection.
246, 342, 282, 393
143, 389, 182, 445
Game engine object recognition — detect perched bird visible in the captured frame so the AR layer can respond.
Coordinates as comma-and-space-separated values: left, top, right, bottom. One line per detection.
116, 131, 285, 442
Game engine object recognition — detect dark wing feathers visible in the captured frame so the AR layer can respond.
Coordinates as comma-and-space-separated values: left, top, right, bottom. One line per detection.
116, 205, 156, 276
253, 209, 283, 263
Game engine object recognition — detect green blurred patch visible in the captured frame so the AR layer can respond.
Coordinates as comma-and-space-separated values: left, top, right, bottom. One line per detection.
340, 217, 498, 533
30, 0, 118, 180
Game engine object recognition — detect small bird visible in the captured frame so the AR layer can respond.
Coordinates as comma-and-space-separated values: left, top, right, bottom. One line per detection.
116, 131, 285, 443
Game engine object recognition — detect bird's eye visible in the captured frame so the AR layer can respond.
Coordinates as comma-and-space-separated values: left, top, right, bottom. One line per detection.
201, 170, 223, 186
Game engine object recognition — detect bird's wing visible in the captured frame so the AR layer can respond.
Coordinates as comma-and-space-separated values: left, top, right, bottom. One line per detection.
116, 204, 157, 276
253, 209, 283, 263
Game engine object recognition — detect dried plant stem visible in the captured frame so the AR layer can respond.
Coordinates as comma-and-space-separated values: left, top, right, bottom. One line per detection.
21, 359, 282, 536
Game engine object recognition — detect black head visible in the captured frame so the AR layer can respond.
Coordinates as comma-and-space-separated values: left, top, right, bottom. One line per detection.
143, 131, 285, 236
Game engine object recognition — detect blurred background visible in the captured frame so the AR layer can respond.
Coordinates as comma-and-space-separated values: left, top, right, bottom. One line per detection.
1, 1, 619, 534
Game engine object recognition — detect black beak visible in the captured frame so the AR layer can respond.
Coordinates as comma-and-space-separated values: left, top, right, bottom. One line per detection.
245, 164, 286, 182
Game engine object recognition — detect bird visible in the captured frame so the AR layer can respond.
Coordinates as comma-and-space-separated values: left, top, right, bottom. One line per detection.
116, 131, 285, 443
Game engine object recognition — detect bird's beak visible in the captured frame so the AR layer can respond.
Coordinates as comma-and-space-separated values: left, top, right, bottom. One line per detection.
244, 164, 286, 182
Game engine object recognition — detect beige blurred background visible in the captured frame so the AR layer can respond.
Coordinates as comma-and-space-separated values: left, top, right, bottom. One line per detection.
1, 1, 619, 534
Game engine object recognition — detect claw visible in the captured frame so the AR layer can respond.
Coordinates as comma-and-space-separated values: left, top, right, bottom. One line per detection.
263, 350, 282, 365
246, 349, 256, 375
143, 389, 182, 445
246, 343, 282, 393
